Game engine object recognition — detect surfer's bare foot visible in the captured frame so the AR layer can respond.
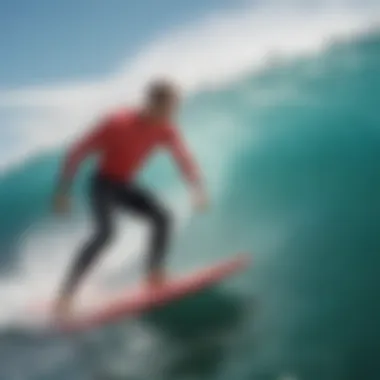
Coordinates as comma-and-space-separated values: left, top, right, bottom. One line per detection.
54, 295, 73, 323
147, 269, 166, 288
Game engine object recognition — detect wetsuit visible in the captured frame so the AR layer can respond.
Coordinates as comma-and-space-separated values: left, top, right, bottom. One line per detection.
59, 109, 199, 297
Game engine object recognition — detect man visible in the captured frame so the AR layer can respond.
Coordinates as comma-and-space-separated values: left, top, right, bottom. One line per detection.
53, 79, 207, 320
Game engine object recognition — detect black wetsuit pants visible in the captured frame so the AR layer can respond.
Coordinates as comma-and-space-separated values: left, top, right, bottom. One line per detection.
61, 172, 171, 297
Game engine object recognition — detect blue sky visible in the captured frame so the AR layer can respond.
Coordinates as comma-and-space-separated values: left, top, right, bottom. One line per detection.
0, 0, 244, 88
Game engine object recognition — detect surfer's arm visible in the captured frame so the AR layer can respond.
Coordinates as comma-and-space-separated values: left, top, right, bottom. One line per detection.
166, 128, 207, 209
166, 128, 200, 185
57, 120, 109, 193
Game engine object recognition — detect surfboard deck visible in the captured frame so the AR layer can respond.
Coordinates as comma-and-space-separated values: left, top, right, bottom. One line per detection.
45, 254, 250, 333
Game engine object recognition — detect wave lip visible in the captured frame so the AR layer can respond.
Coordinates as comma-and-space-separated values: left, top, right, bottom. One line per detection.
0, 1, 378, 170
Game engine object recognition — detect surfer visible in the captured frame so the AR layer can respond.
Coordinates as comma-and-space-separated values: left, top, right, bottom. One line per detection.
52, 79, 208, 320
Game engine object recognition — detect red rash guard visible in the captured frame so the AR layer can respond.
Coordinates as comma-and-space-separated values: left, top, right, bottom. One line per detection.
62, 109, 199, 184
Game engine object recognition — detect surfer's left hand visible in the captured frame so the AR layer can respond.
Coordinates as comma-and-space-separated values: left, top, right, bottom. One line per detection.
192, 186, 209, 212
53, 193, 71, 215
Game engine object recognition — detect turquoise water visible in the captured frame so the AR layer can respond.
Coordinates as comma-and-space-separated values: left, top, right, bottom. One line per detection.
1, 31, 380, 380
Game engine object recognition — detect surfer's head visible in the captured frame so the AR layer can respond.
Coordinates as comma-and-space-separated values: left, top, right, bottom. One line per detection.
144, 79, 180, 123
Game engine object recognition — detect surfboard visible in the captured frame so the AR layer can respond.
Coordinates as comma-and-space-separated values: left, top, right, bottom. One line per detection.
47, 254, 249, 333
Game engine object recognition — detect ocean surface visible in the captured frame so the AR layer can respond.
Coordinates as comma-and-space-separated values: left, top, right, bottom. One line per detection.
1, 29, 380, 380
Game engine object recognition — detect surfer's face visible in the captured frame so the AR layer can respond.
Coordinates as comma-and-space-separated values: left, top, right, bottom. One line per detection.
154, 93, 179, 121
146, 80, 180, 122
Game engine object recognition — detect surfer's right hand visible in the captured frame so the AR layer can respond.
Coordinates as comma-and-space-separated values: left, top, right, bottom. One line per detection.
53, 193, 71, 215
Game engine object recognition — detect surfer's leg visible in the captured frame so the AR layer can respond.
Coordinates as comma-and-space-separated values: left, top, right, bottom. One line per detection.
59, 175, 115, 298
115, 184, 172, 281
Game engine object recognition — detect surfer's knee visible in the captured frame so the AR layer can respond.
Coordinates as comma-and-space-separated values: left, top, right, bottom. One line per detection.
94, 224, 114, 246
151, 207, 171, 233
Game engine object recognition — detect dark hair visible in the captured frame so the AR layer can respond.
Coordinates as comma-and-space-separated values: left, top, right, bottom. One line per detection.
147, 79, 178, 104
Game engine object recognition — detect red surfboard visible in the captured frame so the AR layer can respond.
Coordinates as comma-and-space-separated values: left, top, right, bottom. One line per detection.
50, 254, 249, 333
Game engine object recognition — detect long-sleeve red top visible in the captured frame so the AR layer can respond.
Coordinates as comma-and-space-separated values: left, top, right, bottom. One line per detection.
62, 109, 199, 184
